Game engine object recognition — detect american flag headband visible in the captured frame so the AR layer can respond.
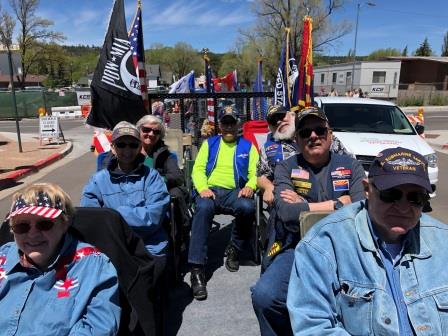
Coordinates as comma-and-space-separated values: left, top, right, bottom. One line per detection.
8, 192, 65, 219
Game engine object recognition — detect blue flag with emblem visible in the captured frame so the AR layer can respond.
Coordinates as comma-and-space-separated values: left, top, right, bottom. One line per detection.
252, 60, 268, 120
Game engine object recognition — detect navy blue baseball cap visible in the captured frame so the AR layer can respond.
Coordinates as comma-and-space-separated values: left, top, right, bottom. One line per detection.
296, 107, 328, 129
219, 106, 239, 123
368, 147, 431, 192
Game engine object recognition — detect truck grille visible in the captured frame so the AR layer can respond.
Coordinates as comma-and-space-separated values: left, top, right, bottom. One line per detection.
356, 155, 376, 171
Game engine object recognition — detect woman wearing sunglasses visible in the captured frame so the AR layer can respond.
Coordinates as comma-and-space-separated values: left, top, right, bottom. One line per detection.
81, 121, 170, 265
136, 115, 190, 244
0, 183, 120, 335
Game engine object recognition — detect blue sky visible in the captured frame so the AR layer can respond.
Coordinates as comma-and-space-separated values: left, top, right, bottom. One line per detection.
9, 0, 448, 56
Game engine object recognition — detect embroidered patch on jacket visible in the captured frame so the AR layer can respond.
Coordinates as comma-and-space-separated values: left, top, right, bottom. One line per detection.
331, 168, 352, 179
0, 256, 6, 284
0, 267, 6, 283
293, 180, 312, 189
333, 179, 350, 191
54, 277, 79, 298
268, 241, 282, 257
291, 168, 309, 180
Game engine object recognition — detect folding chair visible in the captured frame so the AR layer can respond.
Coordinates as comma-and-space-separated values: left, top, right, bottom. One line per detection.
298, 211, 333, 239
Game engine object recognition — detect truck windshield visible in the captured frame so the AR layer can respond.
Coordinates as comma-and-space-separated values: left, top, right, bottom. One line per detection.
322, 103, 416, 135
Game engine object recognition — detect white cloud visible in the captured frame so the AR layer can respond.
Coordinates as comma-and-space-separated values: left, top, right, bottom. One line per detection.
144, 0, 254, 28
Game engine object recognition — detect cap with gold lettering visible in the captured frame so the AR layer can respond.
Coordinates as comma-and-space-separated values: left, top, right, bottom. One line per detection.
368, 147, 431, 192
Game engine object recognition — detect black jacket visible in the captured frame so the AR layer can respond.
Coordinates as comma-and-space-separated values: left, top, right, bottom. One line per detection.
147, 140, 184, 191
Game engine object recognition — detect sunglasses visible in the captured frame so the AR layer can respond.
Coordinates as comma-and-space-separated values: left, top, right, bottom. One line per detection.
298, 126, 328, 139
141, 127, 161, 135
268, 113, 287, 126
114, 142, 140, 149
374, 185, 429, 207
11, 220, 55, 234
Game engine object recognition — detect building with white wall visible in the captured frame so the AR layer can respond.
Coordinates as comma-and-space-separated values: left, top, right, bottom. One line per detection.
314, 60, 401, 99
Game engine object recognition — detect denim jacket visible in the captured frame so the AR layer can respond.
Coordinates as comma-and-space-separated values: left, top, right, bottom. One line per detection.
287, 201, 448, 336
0, 234, 120, 335
81, 155, 170, 256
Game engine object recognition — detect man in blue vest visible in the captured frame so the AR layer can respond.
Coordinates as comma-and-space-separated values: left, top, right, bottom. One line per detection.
251, 107, 366, 336
188, 109, 259, 300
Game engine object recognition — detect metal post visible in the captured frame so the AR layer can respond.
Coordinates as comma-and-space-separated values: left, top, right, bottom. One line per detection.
351, 3, 360, 91
351, 2, 376, 91
7, 49, 23, 152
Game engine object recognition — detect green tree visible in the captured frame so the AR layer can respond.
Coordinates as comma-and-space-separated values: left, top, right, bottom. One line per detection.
442, 32, 448, 57
8, 0, 65, 88
167, 42, 203, 78
414, 37, 432, 56
239, 0, 350, 83
366, 48, 401, 60
402, 45, 408, 56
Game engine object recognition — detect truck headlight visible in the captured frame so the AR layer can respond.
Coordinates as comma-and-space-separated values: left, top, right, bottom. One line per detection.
424, 153, 438, 168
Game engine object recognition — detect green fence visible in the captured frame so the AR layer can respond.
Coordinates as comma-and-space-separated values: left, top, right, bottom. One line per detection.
0, 91, 77, 119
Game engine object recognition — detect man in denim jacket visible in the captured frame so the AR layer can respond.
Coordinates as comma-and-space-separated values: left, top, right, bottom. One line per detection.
287, 147, 445, 335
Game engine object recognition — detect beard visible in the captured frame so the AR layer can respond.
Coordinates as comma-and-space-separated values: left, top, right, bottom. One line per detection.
273, 122, 295, 141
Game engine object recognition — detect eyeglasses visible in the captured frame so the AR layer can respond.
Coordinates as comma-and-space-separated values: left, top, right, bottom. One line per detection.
299, 126, 328, 139
268, 113, 287, 126
141, 127, 161, 135
298, 126, 328, 139
114, 142, 140, 149
11, 220, 55, 234
374, 185, 429, 207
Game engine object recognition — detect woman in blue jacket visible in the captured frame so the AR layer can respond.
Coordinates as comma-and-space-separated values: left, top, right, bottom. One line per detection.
0, 182, 120, 335
80, 121, 170, 261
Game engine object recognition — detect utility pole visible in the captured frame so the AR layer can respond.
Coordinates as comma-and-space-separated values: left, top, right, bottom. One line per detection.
351, 2, 376, 90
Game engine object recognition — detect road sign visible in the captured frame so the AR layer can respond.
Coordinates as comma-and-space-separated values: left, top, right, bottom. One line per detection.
39, 116, 59, 138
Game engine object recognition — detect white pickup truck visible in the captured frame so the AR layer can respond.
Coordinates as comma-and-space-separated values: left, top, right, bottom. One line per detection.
314, 97, 438, 193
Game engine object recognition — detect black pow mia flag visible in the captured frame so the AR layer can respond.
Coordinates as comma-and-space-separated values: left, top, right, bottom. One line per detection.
87, 0, 146, 130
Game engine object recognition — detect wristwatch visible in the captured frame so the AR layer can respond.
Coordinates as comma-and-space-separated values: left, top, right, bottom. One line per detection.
334, 199, 344, 210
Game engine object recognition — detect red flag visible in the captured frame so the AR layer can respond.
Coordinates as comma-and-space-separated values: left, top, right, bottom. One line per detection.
297, 16, 314, 109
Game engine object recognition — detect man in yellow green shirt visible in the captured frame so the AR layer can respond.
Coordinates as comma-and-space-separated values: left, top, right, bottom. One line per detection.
189, 109, 259, 300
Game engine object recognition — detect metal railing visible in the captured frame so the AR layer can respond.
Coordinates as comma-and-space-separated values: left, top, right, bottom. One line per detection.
148, 92, 274, 146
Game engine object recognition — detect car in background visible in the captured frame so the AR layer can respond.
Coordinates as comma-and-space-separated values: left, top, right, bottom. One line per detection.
314, 97, 438, 193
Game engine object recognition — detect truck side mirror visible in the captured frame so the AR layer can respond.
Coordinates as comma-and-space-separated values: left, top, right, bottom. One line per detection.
415, 123, 425, 135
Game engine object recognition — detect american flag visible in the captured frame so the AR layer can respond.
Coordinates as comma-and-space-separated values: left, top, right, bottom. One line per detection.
129, 1, 149, 112
8, 192, 64, 219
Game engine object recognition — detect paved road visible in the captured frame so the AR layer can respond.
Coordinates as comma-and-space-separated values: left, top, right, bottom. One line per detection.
423, 110, 448, 131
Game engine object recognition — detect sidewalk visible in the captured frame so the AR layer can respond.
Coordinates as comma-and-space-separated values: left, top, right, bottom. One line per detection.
0, 132, 72, 190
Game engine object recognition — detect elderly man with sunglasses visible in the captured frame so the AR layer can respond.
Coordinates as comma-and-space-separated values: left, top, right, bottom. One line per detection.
257, 105, 353, 207
287, 147, 446, 336
252, 107, 366, 336
81, 121, 170, 268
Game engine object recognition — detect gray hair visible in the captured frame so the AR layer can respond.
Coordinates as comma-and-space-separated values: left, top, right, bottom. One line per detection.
136, 114, 166, 139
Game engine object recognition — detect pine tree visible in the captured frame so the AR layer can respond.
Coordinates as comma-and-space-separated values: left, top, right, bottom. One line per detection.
402, 45, 408, 56
442, 32, 448, 57
414, 37, 433, 56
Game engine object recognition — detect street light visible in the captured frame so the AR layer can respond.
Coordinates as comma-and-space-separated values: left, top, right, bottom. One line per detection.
351, 2, 376, 90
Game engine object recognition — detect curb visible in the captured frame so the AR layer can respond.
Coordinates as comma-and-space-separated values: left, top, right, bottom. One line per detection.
0, 141, 73, 189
